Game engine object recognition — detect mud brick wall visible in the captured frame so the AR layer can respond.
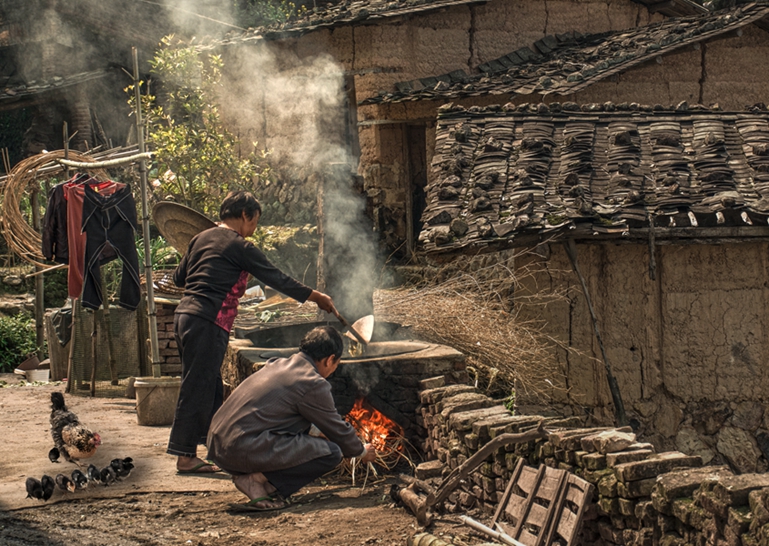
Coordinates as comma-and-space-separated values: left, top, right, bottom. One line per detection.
155, 301, 181, 376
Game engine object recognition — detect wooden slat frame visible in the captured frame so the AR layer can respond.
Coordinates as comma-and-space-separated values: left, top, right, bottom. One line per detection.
492, 463, 592, 546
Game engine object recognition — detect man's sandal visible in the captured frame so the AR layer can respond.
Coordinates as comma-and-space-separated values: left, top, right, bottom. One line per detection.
228, 494, 291, 512
176, 461, 222, 475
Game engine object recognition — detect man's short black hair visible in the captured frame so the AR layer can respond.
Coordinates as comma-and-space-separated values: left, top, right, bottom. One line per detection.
300, 326, 344, 362
220, 190, 262, 221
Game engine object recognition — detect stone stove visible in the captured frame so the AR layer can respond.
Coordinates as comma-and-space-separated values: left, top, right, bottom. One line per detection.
226, 320, 466, 445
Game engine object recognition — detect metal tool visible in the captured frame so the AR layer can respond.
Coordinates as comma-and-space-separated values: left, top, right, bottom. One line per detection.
335, 311, 373, 347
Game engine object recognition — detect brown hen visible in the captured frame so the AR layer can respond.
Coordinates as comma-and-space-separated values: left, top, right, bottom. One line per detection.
50, 392, 101, 465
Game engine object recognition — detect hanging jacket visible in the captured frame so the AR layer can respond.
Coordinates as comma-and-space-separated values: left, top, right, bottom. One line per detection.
41, 183, 68, 264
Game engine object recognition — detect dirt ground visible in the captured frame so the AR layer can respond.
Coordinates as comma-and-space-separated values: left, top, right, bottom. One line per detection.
0, 374, 485, 546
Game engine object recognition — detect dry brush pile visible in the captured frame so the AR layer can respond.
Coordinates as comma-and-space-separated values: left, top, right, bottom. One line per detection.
375, 248, 576, 400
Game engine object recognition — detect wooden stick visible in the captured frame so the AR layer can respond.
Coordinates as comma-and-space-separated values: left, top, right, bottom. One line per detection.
563, 239, 627, 427
57, 152, 152, 169
459, 515, 525, 546
23, 263, 68, 279
399, 474, 436, 497
398, 485, 430, 526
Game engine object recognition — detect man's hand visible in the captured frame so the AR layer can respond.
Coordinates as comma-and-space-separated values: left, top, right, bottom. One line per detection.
308, 290, 337, 315
361, 443, 377, 464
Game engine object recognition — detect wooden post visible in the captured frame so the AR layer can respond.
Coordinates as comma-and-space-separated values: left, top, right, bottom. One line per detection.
30, 190, 45, 359
133, 47, 161, 378
563, 239, 627, 426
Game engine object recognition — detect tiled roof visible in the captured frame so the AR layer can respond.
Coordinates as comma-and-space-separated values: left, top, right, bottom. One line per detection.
0, 70, 109, 107
364, 3, 769, 105
204, 0, 488, 48
419, 102, 769, 255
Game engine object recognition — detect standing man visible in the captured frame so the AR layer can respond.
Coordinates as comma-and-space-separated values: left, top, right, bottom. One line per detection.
207, 326, 377, 511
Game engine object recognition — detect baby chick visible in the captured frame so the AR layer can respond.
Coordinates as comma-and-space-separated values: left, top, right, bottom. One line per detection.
41, 475, 55, 501
48, 447, 60, 463
25, 477, 44, 500
71, 469, 88, 490
87, 464, 101, 484
55, 473, 76, 493
100, 465, 117, 486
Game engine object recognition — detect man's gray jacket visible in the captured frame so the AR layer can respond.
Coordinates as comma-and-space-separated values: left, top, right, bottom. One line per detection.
207, 351, 364, 474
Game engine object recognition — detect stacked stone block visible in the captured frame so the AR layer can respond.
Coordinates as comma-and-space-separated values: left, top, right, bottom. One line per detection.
416, 381, 709, 545
646, 468, 769, 546
155, 301, 181, 375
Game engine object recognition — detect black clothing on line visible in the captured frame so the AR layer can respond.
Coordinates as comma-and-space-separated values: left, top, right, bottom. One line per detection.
80, 184, 141, 311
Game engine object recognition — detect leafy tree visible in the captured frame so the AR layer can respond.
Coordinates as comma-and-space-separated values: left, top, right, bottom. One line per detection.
128, 36, 272, 218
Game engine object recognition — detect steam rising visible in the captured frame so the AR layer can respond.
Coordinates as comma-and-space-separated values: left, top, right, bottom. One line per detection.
217, 38, 379, 319
25, 0, 380, 318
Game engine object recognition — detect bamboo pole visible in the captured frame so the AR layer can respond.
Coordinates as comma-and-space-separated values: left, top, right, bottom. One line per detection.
57, 152, 152, 169
132, 47, 161, 378
30, 189, 45, 359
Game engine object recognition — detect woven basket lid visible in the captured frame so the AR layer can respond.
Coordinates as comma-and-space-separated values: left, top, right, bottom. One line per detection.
152, 201, 216, 254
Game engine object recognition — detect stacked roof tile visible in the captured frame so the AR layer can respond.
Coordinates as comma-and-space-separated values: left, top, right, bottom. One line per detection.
364, 3, 769, 105
419, 102, 769, 255
207, 0, 488, 47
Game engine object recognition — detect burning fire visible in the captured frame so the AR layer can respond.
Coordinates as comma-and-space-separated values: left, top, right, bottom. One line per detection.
345, 398, 404, 452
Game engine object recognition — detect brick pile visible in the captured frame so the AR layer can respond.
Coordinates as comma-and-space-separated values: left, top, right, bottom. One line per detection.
155, 301, 181, 375
643, 467, 769, 546
416, 380, 712, 545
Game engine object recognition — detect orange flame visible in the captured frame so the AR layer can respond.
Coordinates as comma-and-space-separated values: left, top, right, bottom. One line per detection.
345, 398, 404, 452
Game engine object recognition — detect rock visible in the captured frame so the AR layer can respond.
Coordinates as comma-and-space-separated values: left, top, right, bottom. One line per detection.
717, 426, 762, 473
2, 275, 23, 287
692, 402, 731, 436
730, 402, 764, 432
654, 397, 683, 438
655, 465, 733, 503
676, 426, 715, 464
449, 218, 468, 236
614, 452, 703, 483
607, 449, 654, 467
617, 477, 657, 498
415, 460, 443, 480
594, 430, 637, 454
712, 473, 769, 507
439, 393, 496, 420
448, 405, 510, 432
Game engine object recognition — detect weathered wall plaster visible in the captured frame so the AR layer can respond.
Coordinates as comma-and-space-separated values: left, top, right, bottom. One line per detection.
513, 240, 769, 460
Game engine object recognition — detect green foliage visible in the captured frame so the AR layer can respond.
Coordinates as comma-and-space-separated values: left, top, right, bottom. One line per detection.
135, 236, 180, 272
504, 390, 516, 415
233, 0, 307, 28
0, 313, 38, 372
43, 267, 69, 309
127, 36, 272, 218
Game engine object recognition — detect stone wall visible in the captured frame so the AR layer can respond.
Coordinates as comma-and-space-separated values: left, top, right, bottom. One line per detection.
155, 301, 181, 376
512, 240, 769, 472
418, 381, 769, 546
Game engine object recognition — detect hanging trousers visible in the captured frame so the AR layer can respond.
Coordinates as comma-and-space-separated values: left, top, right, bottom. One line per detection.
80, 184, 141, 310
